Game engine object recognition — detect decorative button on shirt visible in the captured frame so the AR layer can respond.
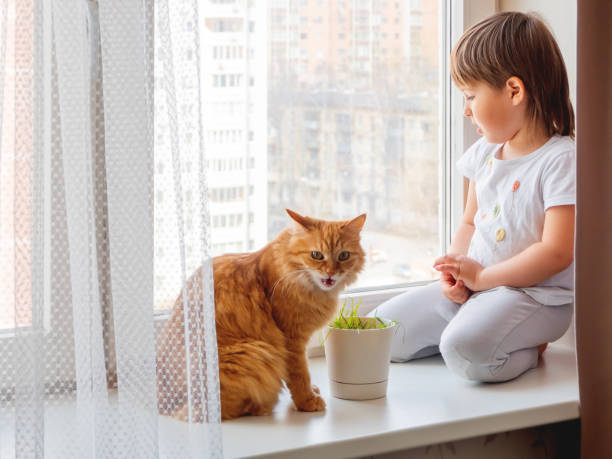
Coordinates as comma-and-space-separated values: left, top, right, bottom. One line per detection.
495, 228, 506, 242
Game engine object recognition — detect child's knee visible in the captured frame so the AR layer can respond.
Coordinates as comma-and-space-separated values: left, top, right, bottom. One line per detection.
439, 327, 498, 381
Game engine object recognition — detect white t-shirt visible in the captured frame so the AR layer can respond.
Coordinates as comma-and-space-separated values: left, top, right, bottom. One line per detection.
456, 135, 575, 305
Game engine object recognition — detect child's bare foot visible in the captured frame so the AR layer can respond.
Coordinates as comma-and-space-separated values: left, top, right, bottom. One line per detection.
537, 343, 548, 358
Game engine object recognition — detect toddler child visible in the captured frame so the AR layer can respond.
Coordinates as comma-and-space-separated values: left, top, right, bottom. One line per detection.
369, 11, 575, 382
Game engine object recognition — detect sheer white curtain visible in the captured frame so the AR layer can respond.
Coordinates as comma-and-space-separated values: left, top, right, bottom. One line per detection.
0, 0, 222, 458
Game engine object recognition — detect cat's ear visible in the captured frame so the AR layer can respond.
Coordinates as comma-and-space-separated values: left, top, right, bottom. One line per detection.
286, 208, 316, 230
343, 213, 366, 233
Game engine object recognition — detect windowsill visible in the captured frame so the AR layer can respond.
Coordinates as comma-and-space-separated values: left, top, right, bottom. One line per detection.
0, 344, 578, 458
222, 343, 579, 458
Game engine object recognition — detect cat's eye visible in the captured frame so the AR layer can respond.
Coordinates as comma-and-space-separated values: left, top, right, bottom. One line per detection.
338, 251, 350, 261
311, 251, 324, 260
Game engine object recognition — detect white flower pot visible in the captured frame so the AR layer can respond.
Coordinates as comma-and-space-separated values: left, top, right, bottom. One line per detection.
323, 317, 396, 400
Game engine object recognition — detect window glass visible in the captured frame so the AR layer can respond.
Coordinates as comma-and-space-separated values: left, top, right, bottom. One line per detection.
154, 0, 443, 310
0, 7, 33, 328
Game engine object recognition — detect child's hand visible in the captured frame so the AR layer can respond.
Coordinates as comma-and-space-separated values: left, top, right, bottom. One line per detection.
434, 254, 485, 291
439, 271, 471, 304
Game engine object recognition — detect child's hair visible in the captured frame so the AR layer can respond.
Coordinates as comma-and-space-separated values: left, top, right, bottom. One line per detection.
450, 11, 575, 139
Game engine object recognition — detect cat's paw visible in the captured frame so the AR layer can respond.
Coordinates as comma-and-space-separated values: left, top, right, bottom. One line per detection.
294, 390, 326, 412
312, 384, 320, 395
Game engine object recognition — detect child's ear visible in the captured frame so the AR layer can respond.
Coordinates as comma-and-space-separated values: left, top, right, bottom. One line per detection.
506, 76, 526, 105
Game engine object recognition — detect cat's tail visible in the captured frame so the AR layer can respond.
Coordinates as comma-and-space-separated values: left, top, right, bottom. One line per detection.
219, 339, 288, 420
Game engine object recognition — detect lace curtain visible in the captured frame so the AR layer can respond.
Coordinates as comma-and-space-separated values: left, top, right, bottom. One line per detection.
0, 0, 222, 457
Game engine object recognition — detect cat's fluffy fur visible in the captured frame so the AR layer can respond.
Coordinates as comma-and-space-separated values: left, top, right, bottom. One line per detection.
157, 209, 366, 421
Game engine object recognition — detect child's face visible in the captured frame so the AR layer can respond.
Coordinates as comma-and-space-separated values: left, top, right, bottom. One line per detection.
460, 81, 525, 144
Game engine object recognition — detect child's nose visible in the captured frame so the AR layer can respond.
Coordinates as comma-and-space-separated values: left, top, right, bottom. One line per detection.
463, 105, 472, 117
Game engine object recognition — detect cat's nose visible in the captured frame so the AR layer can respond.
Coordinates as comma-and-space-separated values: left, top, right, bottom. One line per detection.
326, 270, 335, 277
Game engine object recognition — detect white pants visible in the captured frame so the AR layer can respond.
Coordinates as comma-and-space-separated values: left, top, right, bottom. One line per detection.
368, 282, 573, 382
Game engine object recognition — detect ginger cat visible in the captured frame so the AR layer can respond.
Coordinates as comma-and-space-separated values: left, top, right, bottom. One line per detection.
157, 209, 366, 421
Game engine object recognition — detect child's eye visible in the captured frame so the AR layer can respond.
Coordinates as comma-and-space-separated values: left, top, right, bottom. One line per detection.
311, 251, 324, 260
465, 95, 475, 101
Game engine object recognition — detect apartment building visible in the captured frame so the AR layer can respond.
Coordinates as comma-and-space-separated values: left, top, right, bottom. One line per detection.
154, 0, 267, 308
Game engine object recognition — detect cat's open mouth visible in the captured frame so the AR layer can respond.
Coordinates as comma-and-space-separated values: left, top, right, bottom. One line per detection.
321, 277, 336, 288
